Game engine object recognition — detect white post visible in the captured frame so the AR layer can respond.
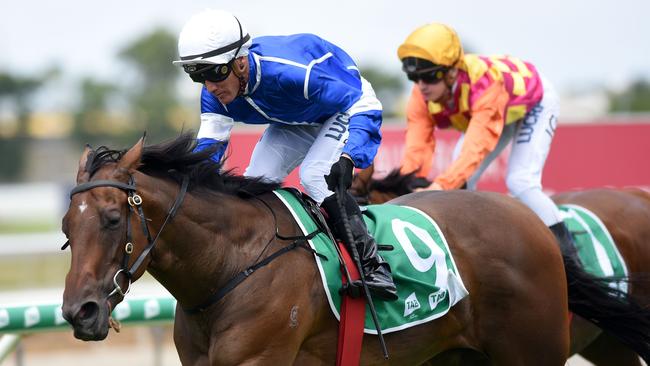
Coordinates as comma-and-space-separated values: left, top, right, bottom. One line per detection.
0, 334, 21, 363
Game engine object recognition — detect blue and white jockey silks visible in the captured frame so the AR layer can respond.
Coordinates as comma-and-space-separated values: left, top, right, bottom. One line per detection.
195, 33, 383, 203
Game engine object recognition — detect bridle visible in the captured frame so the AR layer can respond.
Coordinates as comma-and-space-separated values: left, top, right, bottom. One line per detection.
64, 174, 189, 300
64, 174, 323, 315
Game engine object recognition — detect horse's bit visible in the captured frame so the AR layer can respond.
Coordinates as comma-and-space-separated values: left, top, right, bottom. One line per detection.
64, 175, 189, 299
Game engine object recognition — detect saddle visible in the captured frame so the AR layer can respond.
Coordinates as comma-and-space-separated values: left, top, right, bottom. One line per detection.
282, 188, 367, 297
273, 188, 469, 333
283, 188, 394, 253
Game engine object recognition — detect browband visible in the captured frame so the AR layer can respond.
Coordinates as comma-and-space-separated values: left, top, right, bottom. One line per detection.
70, 180, 136, 198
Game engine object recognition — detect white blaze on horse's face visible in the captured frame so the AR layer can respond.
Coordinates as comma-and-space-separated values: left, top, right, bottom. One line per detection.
78, 201, 88, 214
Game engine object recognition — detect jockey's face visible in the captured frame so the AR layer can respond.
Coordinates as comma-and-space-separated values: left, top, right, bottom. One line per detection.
204, 57, 248, 105
415, 68, 457, 103
205, 72, 240, 104
416, 79, 447, 103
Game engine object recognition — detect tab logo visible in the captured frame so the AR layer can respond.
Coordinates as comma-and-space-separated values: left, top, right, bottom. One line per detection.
428, 289, 447, 310
24, 306, 40, 328
144, 299, 161, 319
403, 292, 421, 317
0, 309, 8, 328
114, 303, 131, 320
55, 307, 66, 325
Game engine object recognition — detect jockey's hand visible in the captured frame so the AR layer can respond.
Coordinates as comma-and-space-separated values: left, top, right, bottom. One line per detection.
325, 155, 355, 191
415, 181, 444, 192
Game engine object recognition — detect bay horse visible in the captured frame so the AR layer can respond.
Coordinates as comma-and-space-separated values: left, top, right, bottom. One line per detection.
59, 134, 634, 365
351, 166, 650, 365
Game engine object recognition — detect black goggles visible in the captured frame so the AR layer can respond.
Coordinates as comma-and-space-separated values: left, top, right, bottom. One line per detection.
405, 66, 449, 84
183, 62, 232, 84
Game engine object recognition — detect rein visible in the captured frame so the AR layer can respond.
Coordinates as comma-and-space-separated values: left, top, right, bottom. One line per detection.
183, 193, 326, 314
66, 174, 189, 299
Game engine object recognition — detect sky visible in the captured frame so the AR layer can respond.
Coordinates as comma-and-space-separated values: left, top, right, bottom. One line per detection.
1, 0, 649, 94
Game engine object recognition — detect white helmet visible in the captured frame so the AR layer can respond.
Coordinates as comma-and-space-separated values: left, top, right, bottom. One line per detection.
173, 9, 252, 66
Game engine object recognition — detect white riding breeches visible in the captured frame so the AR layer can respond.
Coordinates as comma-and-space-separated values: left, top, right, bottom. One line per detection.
452, 76, 563, 226
244, 113, 350, 204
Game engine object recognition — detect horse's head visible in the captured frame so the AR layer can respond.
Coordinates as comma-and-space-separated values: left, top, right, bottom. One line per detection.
350, 166, 431, 205
350, 165, 374, 204
61, 138, 148, 341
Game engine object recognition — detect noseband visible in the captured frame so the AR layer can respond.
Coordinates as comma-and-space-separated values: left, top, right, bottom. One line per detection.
66, 174, 189, 299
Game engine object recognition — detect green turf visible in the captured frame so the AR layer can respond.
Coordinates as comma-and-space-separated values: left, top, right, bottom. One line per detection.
0, 254, 71, 290
0, 253, 159, 291
0, 221, 59, 234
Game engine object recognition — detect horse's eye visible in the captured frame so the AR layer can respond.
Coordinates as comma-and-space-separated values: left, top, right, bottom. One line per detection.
104, 210, 121, 229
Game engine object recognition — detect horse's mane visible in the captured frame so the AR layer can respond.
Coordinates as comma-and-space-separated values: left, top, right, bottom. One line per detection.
86, 133, 280, 197
369, 169, 431, 196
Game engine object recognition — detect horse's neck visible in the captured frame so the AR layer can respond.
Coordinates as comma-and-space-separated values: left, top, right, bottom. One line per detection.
145, 185, 277, 309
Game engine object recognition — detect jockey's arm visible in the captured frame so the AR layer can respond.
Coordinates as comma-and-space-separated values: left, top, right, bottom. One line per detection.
195, 87, 235, 164
401, 86, 437, 178
343, 110, 382, 169
308, 68, 382, 170
433, 80, 509, 190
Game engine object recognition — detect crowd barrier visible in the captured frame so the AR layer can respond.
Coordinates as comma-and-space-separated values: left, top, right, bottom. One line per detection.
0, 296, 176, 362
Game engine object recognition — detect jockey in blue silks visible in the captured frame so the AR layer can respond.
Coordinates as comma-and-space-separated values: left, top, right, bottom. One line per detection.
173, 9, 397, 301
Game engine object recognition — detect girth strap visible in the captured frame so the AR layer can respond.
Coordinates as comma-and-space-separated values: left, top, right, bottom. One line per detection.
183, 234, 320, 314
183, 192, 326, 315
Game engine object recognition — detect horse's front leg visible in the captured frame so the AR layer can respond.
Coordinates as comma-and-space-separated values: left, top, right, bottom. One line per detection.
205, 292, 327, 365
205, 311, 309, 365
173, 309, 211, 365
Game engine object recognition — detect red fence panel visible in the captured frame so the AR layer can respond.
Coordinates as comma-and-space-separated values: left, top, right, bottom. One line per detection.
224, 123, 650, 194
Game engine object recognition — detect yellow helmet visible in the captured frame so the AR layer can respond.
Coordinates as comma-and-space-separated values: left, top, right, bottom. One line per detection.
397, 23, 464, 68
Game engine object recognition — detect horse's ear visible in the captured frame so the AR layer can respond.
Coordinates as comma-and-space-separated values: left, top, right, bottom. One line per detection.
76, 144, 93, 183
117, 136, 145, 172
351, 165, 374, 196
356, 165, 375, 186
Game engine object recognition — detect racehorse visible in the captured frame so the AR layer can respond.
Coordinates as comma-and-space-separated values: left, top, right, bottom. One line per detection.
60, 134, 641, 365
351, 167, 650, 366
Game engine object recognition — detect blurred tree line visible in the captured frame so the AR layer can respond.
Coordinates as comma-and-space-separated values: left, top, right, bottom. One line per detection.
74, 28, 183, 147
0, 26, 405, 182
0, 68, 58, 180
1, 28, 185, 182
1, 27, 648, 182
608, 79, 650, 112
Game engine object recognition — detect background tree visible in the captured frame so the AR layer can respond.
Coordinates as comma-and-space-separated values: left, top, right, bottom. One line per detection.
0, 69, 55, 181
118, 28, 184, 144
359, 65, 405, 118
72, 78, 119, 147
609, 78, 650, 112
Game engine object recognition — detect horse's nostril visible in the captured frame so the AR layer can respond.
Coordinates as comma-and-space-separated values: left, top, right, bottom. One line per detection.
78, 301, 99, 322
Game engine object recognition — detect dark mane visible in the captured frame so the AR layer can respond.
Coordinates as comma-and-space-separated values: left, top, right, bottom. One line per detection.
369, 169, 431, 196
87, 133, 280, 197
86, 147, 126, 177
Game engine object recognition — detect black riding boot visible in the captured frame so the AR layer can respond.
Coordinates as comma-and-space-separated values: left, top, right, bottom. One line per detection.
322, 193, 398, 301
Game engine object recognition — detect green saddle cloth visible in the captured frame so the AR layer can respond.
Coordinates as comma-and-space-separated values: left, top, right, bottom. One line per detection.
274, 189, 468, 334
558, 204, 628, 293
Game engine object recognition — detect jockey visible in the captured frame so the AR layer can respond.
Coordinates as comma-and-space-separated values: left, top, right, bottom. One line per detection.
397, 23, 575, 250
173, 9, 397, 301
